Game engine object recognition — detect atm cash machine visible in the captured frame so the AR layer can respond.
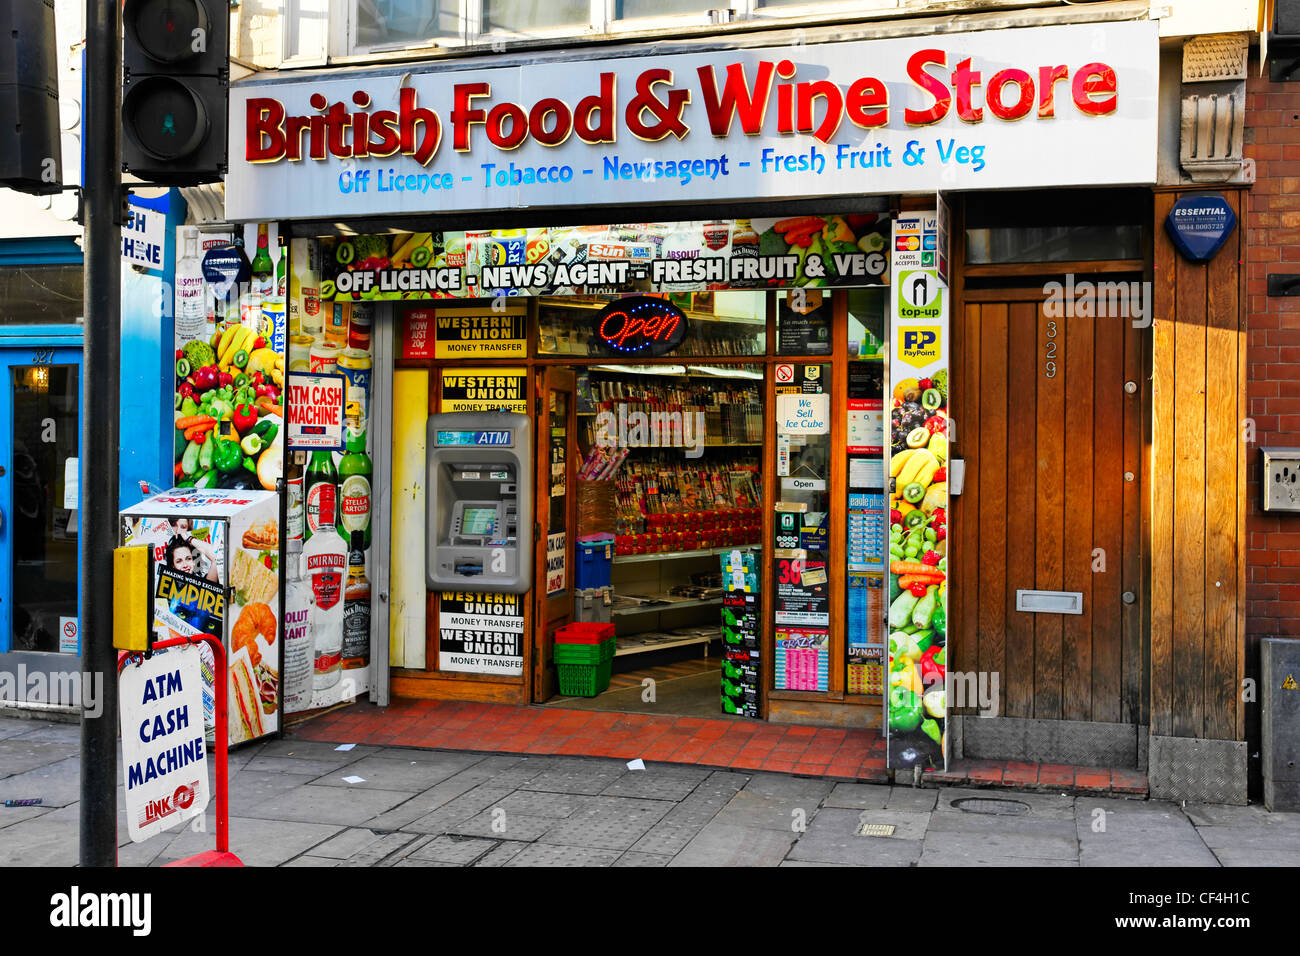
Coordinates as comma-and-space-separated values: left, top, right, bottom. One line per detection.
427, 411, 533, 593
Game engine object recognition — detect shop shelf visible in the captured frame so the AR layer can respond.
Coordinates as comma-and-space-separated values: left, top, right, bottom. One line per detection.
610, 597, 723, 617
613, 544, 762, 565
614, 632, 718, 657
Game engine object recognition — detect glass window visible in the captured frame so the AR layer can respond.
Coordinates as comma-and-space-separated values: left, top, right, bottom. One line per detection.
0, 264, 83, 325
355, 0, 460, 47
539, 292, 765, 357
776, 289, 832, 356
773, 362, 831, 692
484, 0, 589, 32
964, 225, 1142, 265
10, 364, 80, 653
846, 287, 886, 360
615, 0, 711, 17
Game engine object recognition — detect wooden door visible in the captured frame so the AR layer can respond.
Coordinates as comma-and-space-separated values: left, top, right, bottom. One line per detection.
951, 286, 1144, 724
532, 366, 576, 702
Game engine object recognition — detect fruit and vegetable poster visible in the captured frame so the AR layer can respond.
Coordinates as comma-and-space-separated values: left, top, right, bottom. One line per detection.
172, 223, 286, 494
314, 214, 888, 303
886, 211, 949, 771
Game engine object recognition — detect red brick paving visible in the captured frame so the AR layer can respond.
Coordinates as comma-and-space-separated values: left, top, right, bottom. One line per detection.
287, 700, 1148, 797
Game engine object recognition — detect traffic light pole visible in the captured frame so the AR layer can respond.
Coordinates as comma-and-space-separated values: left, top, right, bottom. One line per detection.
79, 0, 122, 867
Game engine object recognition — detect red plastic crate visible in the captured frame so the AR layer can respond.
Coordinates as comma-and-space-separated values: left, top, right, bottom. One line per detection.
555, 622, 615, 644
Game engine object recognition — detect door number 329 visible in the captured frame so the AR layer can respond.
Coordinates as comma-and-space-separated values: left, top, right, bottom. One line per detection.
1044, 321, 1058, 379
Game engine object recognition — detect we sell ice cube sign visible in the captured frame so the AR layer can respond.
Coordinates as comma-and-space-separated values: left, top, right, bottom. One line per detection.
120, 646, 211, 842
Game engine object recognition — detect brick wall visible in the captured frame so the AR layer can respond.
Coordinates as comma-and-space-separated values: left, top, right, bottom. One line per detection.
231, 0, 282, 68
1245, 75, 1300, 642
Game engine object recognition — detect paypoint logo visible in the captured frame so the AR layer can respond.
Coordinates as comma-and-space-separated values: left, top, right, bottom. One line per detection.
897, 270, 942, 319
897, 326, 941, 369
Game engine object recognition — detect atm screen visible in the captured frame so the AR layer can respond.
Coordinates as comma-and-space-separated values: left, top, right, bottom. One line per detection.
461, 507, 497, 536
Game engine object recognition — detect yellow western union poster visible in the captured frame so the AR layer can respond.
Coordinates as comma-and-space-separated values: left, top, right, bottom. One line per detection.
440, 368, 527, 413
433, 305, 527, 359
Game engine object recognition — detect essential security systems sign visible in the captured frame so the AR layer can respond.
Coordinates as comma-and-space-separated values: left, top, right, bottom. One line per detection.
1165, 193, 1237, 262
226, 21, 1157, 220
120, 646, 211, 842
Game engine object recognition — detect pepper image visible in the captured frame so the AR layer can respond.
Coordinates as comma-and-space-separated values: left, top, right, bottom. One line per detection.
889, 658, 923, 696
920, 645, 946, 689
921, 718, 942, 745
232, 402, 258, 433
889, 686, 923, 732
930, 604, 947, 639
213, 437, 244, 474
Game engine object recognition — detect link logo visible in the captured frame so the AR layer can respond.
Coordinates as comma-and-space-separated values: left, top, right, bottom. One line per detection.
896, 325, 941, 369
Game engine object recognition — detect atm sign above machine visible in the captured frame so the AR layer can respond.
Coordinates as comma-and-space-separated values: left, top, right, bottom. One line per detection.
435, 430, 515, 447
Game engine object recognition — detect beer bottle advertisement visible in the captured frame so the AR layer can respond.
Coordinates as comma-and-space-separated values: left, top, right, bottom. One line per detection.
305, 450, 338, 539
337, 431, 372, 549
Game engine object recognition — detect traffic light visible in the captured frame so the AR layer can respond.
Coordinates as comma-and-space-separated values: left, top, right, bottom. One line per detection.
122, 0, 228, 185
0, 0, 63, 196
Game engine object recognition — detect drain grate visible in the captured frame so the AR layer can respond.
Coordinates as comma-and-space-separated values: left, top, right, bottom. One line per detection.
951, 797, 1030, 816
856, 823, 897, 837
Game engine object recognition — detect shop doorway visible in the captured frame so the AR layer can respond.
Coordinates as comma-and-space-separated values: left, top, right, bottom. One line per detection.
533, 358, 765, 714
951, 283, 1145, 725
0, 347, 82, 671
534, 366, 576, 703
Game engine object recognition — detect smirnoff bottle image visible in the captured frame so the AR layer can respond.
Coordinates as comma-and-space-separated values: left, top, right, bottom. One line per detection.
304, 528, 347, 692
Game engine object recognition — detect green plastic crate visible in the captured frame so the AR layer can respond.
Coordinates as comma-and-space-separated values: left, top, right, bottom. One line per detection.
557, 659, 612, 697
554, 637, 615, 664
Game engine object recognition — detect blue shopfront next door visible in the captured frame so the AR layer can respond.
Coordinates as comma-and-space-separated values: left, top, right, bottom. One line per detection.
0, 345, 83, 675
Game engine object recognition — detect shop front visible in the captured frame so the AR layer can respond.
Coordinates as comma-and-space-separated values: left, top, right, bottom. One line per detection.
205, 15, 1176, 774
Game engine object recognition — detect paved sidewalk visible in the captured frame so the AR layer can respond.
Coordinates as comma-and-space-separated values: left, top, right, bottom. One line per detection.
1, 715, 1296, 867
292, 699, 1150, 796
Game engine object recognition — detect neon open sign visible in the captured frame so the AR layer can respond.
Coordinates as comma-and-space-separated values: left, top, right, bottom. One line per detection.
594, 296, 689, 356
